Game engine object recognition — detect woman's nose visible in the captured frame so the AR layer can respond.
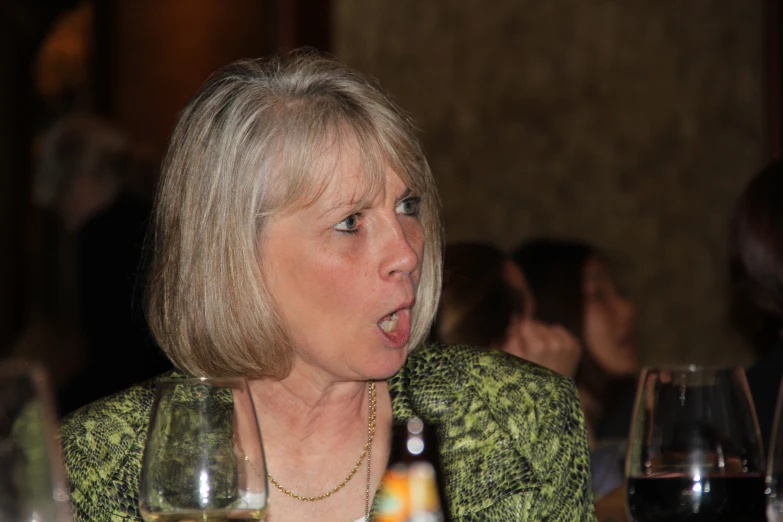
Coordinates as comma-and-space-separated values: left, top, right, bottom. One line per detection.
380, 222, 420, 278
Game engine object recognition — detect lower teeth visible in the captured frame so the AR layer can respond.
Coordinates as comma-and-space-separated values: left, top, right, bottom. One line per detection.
380, 312, 399, 333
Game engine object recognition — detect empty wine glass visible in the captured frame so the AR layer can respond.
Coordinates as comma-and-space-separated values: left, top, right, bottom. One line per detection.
139, 377, 268, 522
0, 359, 73, 521
625, 366, 765, 522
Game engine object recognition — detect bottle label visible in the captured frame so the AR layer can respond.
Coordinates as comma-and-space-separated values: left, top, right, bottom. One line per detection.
376, 462, 444, 522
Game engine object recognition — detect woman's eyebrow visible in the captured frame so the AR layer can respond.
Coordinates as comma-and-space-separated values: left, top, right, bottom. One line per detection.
318, 199, 358, 219
316, 187, 366, 219
395, 187, 413, 202
318, 186, 413, 219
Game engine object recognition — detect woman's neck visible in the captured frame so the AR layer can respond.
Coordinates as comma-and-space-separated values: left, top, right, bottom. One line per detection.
249, 370, 372, 445
247, 370, 393, 522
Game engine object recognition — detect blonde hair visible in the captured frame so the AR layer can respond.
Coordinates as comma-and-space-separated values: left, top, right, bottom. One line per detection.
146, 52, 442, 379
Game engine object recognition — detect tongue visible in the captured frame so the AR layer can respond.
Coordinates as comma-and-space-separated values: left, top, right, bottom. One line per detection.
382, 310, 410, 348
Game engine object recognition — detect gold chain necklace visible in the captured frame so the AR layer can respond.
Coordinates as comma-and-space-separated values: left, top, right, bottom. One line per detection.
264, 381, 377, 515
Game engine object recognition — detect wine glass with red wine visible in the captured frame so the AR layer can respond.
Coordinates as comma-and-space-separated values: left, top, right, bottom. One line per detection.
625, 366, 765, 522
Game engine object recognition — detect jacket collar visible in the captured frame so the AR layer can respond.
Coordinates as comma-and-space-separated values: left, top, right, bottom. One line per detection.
387, 343, 542, 518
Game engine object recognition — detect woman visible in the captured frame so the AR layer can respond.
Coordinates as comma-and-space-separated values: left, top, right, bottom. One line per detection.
730, 159, 783, 447
59, 53, 595, 522
432, 242, 581, 378
512, 238, 638, 500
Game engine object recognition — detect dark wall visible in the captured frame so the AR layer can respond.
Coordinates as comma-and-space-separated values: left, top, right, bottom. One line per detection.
335, 1, 765, 365
1, 1, 332, 370
0, 1, 278, 381
100, 0, 271, 195
0, 9, 30, 353
0, 1, 771, 369
0, 1, 78, 354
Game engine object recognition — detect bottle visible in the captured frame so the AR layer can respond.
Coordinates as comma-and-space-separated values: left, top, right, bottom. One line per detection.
375, 417, 450, 522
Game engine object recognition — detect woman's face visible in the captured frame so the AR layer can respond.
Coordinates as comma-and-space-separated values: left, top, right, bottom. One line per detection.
260, 145, 424, 384
582, 256, 638, 376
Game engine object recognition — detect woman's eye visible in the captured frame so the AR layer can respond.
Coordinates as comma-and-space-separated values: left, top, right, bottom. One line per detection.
334, 214, 360, 233
396, 197, 420, 216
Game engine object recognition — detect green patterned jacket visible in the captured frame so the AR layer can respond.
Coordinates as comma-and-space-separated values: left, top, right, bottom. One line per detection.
59, 343, 596, 521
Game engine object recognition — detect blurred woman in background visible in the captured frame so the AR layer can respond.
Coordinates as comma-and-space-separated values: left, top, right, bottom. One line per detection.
729, 159, 783, 447
512, 238, 638, 499
431, 242, 581, 378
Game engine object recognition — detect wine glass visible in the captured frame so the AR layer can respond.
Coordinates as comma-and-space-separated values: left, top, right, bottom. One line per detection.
765, 373, 783, 520
625, 366, 766, 522
139, 377, 268, 521
0, 359, 73, 521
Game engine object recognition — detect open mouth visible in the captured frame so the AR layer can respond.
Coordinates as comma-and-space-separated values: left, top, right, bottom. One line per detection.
379, 311, 400, 333
377, 307, 411, 349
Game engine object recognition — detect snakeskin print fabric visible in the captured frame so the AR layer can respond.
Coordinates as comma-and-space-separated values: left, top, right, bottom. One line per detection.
59, 342, 596, 521
391, 343, 595, 521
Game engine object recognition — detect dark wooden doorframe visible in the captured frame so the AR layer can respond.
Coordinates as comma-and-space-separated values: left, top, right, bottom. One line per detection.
766, 0, 782, 160
92, 0, 332, 119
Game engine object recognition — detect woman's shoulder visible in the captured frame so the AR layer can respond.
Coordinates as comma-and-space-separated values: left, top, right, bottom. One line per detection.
404, 341, 575, 397
60, 378, 157, 446
399, 341, 581, 437
59, 378, 158, 517
393, 342, 591, 518
60, 369, 185, 442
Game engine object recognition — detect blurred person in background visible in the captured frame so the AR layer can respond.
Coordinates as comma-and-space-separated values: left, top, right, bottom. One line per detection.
32, 114, 171, 415
729, 159, 783, 447
512, 238, 639, 500
431, 242, 581, 378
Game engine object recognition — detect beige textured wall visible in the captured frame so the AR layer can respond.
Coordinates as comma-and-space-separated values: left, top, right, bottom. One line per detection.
334, 1, 764, 365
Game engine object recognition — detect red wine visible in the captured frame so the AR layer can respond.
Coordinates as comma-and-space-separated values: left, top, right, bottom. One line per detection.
627, 473, 766, 522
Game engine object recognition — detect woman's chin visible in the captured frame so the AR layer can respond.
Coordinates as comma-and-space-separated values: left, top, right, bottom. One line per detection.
367, 347, 409, 380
